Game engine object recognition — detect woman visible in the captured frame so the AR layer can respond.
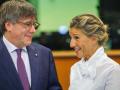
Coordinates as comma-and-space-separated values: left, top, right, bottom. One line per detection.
69, 14, 120, 90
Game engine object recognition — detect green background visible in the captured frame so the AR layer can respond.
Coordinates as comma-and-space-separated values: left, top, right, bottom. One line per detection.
28, 0, 99, 37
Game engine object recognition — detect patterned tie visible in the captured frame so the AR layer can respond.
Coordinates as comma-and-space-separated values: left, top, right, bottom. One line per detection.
16, 49, 30, 90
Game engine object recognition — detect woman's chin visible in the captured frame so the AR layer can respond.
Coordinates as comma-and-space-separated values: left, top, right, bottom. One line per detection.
76, 52, 82, 59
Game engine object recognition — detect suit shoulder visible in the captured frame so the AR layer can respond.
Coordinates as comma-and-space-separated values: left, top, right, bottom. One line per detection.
30, 43, 51, 52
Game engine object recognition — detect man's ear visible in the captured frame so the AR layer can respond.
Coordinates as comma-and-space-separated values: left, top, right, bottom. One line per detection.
4, 21, 13, 32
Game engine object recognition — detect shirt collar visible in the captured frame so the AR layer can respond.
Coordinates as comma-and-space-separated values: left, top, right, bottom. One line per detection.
81, 46, 107, 66
3, 36, 27, 53
77, 47, 107, 79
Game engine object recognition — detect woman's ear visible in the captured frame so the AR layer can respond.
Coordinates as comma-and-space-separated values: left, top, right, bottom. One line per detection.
90, 35, 98, 44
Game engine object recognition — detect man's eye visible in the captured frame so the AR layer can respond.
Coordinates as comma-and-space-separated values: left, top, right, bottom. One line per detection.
25, 23, 32, 26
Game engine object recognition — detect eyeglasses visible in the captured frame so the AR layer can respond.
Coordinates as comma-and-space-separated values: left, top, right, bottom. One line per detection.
17, 21, 40, 30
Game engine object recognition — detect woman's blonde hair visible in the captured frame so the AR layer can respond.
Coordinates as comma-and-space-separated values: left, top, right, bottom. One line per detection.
70, 14, 109, 46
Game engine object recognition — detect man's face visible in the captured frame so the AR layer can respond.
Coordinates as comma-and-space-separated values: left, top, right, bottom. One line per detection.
4, 17, 37, 48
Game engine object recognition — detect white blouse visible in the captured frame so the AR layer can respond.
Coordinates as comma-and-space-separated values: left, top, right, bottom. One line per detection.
69, 47, 120, 90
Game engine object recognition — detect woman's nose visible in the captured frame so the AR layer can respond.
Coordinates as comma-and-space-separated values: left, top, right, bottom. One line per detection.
70, 39, 76, 48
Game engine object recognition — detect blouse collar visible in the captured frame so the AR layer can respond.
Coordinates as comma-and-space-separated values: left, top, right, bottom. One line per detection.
78, 47, 107, 79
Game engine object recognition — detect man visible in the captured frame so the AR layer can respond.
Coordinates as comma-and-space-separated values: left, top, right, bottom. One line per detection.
0, 0, 8, 37
0, 0, 62, 90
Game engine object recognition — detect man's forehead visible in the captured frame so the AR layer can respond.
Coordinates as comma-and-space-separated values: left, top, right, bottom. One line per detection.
19, 16, 36, 21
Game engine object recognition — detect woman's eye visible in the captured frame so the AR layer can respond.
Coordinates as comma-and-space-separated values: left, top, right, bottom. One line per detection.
74, 36, 79, 39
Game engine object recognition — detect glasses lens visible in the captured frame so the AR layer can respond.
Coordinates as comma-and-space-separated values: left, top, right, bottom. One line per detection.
16, 20, 40, 30
34, 22, 40, 29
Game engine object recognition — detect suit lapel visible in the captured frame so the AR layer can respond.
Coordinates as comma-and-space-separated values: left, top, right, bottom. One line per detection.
0, 39, 23, 90
27, 45, 42, 90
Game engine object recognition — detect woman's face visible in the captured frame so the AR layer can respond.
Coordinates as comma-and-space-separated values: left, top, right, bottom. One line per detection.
69, 28, 99, 60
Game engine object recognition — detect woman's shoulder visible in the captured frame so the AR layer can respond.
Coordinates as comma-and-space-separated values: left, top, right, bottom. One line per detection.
96, 56, 120, 74
103, 57, 120, 68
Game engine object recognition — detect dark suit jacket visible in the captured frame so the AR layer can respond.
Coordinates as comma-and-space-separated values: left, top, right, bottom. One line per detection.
0, 38, 62, 90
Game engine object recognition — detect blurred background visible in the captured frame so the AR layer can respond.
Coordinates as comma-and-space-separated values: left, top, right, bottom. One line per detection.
27, 0, 120, 50
1, 0, 120, 50
0, 1, 120, 90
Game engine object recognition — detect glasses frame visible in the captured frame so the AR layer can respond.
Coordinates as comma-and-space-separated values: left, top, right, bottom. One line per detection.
16, 21, 40, 30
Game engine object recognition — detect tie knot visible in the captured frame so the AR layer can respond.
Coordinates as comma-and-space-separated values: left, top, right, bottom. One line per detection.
16, 49, 22, 56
